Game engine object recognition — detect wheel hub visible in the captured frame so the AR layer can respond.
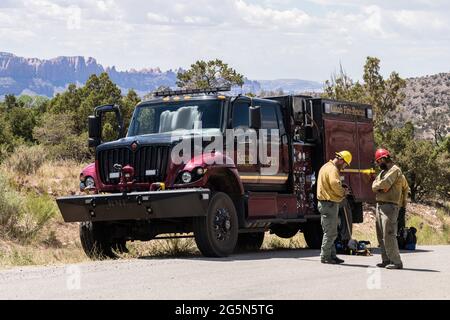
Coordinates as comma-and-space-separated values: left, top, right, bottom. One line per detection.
214, 208, 231, 241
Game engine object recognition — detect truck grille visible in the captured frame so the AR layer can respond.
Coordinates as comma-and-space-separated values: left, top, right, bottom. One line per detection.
98, 146, 171, 185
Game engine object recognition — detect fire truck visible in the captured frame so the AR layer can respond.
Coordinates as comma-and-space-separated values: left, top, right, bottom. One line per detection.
57, 87, 375, 259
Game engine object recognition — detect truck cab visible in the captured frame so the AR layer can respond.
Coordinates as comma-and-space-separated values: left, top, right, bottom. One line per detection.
57, 87, 375, 259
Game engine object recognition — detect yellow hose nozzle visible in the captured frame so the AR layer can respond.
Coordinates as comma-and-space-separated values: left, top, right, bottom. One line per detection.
342, 168, 376, 175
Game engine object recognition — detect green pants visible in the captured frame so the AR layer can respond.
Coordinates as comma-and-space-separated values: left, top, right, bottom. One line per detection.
376, 203, 403, 265
318, 201, 339, 260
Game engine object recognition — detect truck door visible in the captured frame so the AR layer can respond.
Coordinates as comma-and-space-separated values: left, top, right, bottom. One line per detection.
258, 101, 289, 190
231, 97, 259, 186
355, 121, 376, 202
232, 99, 289, 191
323, 118, 375, 203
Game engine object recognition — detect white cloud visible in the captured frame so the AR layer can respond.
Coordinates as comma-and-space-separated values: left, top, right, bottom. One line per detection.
0, 0, 448, 81
147, 12, 171, 24
362, 5, 388, 37
234, 0, 311, 28
395, 9, 448, 32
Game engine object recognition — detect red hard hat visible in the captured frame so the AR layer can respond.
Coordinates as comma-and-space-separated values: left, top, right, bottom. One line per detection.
375, 149, 390, 161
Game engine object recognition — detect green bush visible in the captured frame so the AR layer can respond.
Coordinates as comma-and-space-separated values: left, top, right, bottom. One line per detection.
33, 113, 92, 162
5, 145, 47, 175
0, 173, 56, 243
0, 173, 23, 235
20, 195, 57, 241
0, 115, 14, 157
57, 132, 91, 162
8, 107, 37, 142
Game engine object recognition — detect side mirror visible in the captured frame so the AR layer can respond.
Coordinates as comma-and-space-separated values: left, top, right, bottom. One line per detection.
88, 104, 125, 149
88, 115, 101, 148
292, 97, 306, 122
249, 106, 261, 130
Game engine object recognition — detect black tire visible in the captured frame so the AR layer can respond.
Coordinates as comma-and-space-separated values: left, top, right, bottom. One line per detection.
234, 232, 265, 253
80, 222, 127, 260
270, 224, 300, 239
302, 220, 323, 249
193, 192, 239, 257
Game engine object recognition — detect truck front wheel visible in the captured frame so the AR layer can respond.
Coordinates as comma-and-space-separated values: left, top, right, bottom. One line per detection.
80, 221, 128, 260
193, 192, 239, 257
302, 220, 323, 249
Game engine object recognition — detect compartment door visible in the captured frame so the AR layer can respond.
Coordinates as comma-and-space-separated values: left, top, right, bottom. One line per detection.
356, 122, 376, 202
323, 119, 375, 203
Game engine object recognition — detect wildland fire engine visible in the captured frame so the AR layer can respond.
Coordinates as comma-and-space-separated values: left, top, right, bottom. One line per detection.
57, 87, 376, 259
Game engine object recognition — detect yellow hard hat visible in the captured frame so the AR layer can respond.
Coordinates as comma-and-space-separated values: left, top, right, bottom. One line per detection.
336, 151, 352, 166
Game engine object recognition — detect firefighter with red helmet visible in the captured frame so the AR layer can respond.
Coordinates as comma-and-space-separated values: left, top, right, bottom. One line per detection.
372, 149, 404, 270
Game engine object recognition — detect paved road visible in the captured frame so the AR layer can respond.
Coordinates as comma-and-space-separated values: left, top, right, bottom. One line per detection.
0, 245, 448, 300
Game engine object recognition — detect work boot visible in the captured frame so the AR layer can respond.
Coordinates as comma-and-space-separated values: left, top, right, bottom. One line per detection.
376, 261, 391, 268
321, 258, 338, 264
333, 257, 345, 264
386, 263, 403, 270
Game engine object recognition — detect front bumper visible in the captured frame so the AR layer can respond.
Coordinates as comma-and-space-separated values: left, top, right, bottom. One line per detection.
56, 189, 211, 223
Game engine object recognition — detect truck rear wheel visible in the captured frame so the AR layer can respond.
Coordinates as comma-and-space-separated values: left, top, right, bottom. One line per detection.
302, 220, 323, 249
80, 222, 128, 260
235, 232, 265, 253
270, 224, 300, 239
193, 192, 239, 257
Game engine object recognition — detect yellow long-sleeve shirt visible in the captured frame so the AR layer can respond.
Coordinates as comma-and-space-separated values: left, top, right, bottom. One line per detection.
372, 164, 403, 205
399, 174, 409, 208
317, 161, 345, 203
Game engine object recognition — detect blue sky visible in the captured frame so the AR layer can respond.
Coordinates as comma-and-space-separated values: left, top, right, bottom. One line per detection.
0, 0, 449, 82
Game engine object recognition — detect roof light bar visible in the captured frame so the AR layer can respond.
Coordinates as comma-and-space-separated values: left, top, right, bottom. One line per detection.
154, 86, 231, 97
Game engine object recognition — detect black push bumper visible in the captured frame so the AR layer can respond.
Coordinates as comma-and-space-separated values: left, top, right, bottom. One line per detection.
56, 189, 211, 223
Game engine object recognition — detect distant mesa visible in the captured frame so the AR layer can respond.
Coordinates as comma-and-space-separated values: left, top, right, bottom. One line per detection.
0, 52, 323, 98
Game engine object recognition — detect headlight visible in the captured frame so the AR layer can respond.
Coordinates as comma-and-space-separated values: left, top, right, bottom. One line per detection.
181, 172, 192, 184
85, 177, 96, 189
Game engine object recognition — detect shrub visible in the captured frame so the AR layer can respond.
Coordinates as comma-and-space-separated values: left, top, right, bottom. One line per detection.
33, 113, 92, 162
8, 107, 37, 142
5, 145, 47, 175
0, 173, 57, 243
19, 195, 57, 241
0, 173, 23, 235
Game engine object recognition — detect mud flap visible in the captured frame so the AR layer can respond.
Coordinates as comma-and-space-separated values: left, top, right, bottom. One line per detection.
56, 189, 211, 223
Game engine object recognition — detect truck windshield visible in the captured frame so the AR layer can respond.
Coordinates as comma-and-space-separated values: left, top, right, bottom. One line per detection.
128, 99, 223, 136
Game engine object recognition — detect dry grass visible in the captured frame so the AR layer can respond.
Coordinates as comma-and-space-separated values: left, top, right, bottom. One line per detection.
353, 202, 450, 247
1, 156, 449, 268
4, 160, 86, 197
0, 222, 87, 269
262, 233, 307, 250
0, 159, 89, 269
0, 241, 88, 269
1, 201, 449, 269
121, 237, 199, 259
353, 208, 378, 245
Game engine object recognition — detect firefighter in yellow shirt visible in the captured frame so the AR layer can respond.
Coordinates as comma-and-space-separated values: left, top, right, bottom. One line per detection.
372, 149, 404, 270
317, 151, 352, 264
